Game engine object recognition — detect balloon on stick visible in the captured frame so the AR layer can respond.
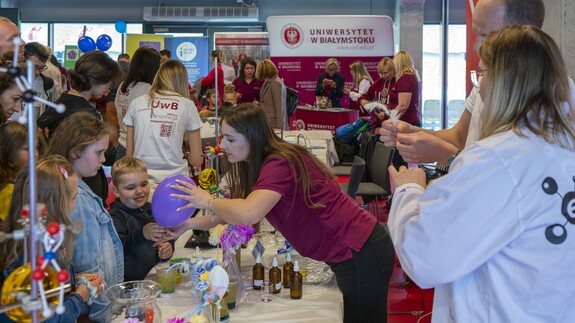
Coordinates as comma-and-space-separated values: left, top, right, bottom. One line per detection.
151, 174, 197, 228
114, 20, 127, 34
77, 36, 96, 53
96, 34, 112, 51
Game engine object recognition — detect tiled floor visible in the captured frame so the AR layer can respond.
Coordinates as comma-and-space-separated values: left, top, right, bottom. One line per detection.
336, 173, 434, 323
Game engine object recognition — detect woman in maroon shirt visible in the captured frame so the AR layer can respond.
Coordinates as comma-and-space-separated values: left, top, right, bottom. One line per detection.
167, 104, 394, 323
232, 57, 263, 104
359, 57, 397, 134
201, 50, 225, 101
389, 51, 421, 127
388, 51, 422, 169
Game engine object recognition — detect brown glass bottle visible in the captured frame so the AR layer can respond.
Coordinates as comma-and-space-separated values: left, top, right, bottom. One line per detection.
283, 253, 294, 288
290, 260, 303, 299
269, 256, 282, 294
252, 254, 264, 290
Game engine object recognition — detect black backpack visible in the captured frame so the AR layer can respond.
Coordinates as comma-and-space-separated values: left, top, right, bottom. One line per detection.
285, 87, 300, 117
39, 73, 54, 97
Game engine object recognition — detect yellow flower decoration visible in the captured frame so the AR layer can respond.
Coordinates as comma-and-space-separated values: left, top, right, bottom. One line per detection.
208, 224, 228, 246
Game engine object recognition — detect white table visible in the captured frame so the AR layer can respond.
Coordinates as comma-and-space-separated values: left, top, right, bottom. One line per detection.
153, 230, 344, 322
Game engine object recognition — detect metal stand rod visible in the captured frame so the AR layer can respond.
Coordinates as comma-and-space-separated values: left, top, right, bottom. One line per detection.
0, 284, 72, 314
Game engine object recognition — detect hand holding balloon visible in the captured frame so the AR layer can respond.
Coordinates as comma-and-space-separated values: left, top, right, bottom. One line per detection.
151, 174, 197, 228
170, 178, 213, 211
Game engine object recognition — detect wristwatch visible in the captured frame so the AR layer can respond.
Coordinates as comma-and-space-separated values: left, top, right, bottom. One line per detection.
436, 150, 460, 175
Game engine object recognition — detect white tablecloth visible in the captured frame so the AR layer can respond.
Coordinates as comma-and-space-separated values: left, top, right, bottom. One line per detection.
152, 230, 344, 322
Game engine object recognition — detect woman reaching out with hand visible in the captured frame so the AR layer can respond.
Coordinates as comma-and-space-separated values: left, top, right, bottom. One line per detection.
163, 103, 394, 323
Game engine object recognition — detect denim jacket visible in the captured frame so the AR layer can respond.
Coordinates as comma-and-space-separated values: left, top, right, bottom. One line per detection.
70, 179, 124, 322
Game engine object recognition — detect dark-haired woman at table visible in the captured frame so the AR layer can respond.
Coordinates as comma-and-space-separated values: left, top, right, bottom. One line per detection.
164, 103, 394, 323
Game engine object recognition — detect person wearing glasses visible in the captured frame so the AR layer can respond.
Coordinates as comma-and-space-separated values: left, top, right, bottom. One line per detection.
23, 42, 57, 117
387, 25, 575, 322
378, 0, 573, 175
315, 57, 345, 108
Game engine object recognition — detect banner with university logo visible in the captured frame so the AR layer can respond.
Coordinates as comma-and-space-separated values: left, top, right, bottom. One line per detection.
214, 32, 270, 80
165, 37, 209, 85
266, 15, 394, 107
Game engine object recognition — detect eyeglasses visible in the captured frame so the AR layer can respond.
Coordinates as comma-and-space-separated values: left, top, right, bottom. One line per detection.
470, 68, 487, 88
34, 65, 48, 72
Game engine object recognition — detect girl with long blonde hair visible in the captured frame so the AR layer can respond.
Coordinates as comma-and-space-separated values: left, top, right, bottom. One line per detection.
345, 60, 374, 105
125, 59, 203, 194
0, 156, 105, 322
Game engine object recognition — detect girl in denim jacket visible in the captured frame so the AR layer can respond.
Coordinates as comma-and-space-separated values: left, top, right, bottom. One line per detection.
0, 156, 105, 322
47, 112, 124, 323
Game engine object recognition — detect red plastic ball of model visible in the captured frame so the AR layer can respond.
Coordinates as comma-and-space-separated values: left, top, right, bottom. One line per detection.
36, 257, 45, 267
47, 223, 60, 236
32, 269, 45, 281
57, 269, 70, 283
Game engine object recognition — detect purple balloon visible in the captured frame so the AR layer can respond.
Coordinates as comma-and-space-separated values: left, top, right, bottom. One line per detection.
152, 174, 196, 228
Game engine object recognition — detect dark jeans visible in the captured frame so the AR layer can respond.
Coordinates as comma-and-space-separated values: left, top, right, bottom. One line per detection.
392, 120, 422, 170
116, 143, 126, 161
327, 223, 395, 323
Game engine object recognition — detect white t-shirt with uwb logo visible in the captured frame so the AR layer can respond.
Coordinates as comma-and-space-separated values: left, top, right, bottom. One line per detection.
124, 93, 202, 184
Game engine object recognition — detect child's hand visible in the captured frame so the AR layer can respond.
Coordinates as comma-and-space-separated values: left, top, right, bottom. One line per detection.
76, 273, 104, 295
157, 241, 174, 260
143, 223, 167, 242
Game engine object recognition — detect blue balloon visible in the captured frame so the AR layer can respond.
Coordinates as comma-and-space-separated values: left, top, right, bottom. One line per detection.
77, 36, 96, 53
115, 20, 127, 34
96, 34, 112, 51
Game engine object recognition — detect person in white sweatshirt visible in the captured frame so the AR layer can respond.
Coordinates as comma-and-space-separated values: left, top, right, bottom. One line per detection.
387, 26, 575, 323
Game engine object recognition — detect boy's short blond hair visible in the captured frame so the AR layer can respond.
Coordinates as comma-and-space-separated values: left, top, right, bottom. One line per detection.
112, 156, 148, 186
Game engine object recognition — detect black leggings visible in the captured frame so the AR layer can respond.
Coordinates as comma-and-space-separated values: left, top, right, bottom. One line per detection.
327, 223, 395, 323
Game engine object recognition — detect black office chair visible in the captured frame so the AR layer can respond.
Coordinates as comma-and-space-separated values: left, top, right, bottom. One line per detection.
356, 142, 395, 218
339, 156, 366, 200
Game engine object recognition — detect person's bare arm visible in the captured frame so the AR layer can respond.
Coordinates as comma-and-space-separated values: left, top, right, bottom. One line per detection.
165, 183, 282, 240
395, 92, 412, 115
426, 109, 471, 150
187, 129, 203, 168
126, 126, 135, 157
106, 101, 120, 146
379, 109, 469, 164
